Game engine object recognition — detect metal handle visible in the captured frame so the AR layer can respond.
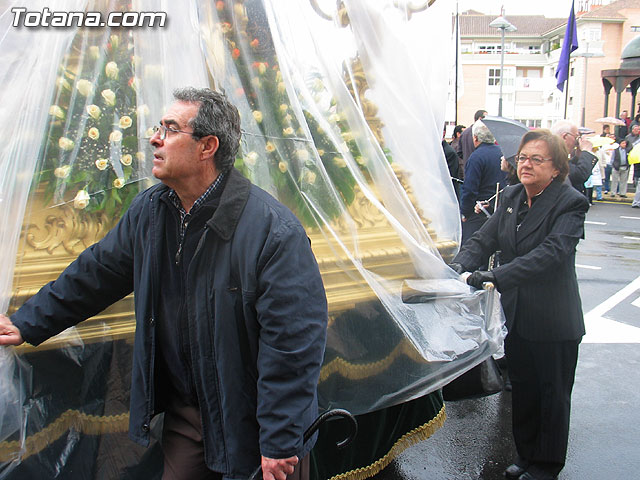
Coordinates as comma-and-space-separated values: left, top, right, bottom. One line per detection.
249, 408, 358, 480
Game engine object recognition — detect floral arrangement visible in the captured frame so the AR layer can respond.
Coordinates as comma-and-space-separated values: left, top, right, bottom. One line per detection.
215, 0, 381, 226
41, 28, 148, 224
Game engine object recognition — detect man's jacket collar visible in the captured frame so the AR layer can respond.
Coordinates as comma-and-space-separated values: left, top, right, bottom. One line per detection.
205, 167, 251, 241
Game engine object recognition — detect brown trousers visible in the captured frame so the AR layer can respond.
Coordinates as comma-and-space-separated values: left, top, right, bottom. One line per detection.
161, 397, 309, 480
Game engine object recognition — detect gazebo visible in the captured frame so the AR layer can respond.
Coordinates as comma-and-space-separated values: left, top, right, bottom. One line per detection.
601, 35, 640, 118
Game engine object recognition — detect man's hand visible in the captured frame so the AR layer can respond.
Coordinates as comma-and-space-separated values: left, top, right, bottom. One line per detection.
0, 314, 24, 346
578, 136, 593, 153
466, 270, 495, 290
261, 455, 298, 480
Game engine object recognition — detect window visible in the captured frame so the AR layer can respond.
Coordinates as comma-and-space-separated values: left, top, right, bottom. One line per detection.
632, 26, 640, 32
570, 67, 574, 77
488, 68, 501, 86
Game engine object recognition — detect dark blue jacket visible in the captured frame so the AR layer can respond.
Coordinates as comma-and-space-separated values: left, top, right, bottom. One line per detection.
459, 143, 505, 216
11, 168, 328, 479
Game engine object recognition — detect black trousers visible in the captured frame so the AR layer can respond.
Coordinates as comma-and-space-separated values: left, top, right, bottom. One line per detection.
504, 331, 580, 475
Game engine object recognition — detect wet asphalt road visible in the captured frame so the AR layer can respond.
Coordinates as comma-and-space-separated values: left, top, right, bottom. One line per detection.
371, 200, 640, 480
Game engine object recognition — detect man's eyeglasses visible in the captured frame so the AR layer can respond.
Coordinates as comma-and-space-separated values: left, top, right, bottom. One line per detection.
515, 154, 552, 166
152, 124, 194, 140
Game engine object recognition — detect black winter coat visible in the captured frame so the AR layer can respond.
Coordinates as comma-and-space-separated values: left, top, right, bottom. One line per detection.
11, 168, 328, 479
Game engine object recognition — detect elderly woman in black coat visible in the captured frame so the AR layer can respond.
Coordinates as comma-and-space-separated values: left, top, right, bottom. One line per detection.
450, 129, 590, 480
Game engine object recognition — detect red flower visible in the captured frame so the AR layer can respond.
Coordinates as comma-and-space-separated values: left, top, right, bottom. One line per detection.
235, 87, 245, 97
250, 38, 259, 48
216, 1, 225, 10
232, 48, 240, 59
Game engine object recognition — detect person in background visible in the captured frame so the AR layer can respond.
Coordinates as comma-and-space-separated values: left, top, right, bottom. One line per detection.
451, 129, 589, 480
630, 113, 640, 130
551, 120, 595, 197
455, 109, 487, 178
443, 126, 461, 199
632, 162, 640, 208
0, 87, 328, 480
584, 147, 603, 205
624, 124, 640, 151
600, 124, 610, 137
459, 121, 505, 244
602, 138, 617, 194
611, 139, 630, 198
616, 110, 629, 141
450, 124, 465, 158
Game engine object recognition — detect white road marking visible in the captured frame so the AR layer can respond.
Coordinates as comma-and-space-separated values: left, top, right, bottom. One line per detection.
620, 216, 640, 220
576, 264, 602, 270
632, 296, 640, 308
585, 221, 606, 225
583, 276, 640, 344
624, 236, 640, 241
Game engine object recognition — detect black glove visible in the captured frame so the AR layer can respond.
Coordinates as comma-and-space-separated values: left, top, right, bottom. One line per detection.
466, 270, 495, 289
449, 262, 465, 275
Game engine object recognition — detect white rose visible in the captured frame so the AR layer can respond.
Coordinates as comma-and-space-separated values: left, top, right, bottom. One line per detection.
278, 161, 288, 173
252, 111, 263, 123
76, 79, 93, 97
296, 149, 309, 162
282, 127, 294, 136
95, 158, 109, 170
49, 105, 65, 119
110, 34, 119, 49
86, 104, 101, 120
245, 151, 259, 166
89, 45, 100, 60
279, 104, 288, 113
145, 127, 155, 138
105, 61, 119, 79
265, 142, 276, 153
277, 82, 286, 94
136, 152, 145, 162
304, 171, 317, 184
118, 115, 133, 129
73, 189, 90, 209
341, 131, 354, 142
137, 104, 150, 117
54, 165, 71, 178
113, 177, 125, 189
120, 154, 132, 166
333, 156, 347, 168
101, 89, 116, 107
88, 127, 100, 140
58, 137, 74, 151
109, 130, 123, 142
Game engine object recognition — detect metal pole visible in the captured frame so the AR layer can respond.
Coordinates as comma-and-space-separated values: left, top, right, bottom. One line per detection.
581, 56, 589, 126
455, 2, 459, 125
498, 27, 505, 117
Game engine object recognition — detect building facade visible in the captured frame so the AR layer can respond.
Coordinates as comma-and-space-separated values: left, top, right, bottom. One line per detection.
451, 0, 640, 133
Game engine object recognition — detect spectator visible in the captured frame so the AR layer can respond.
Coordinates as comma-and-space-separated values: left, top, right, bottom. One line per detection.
611, 139, 631, 197
616, 110, 629, 140
632, 163, 640, 208
443, 127, 461, 199
459, 121, 505, 244
551, 120, 596, 197
625, 124, 640, 151
450, 124, 465, 158
455, 109, 487, 178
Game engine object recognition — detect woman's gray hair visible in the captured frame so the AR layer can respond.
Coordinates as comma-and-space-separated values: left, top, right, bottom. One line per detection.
173, 87, 241, 173
472, 120, 496, 144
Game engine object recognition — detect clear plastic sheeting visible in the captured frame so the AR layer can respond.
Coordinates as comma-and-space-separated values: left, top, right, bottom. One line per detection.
0, 0, 505, 477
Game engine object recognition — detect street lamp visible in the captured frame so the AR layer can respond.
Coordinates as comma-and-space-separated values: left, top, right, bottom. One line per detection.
489, 13, 517, 117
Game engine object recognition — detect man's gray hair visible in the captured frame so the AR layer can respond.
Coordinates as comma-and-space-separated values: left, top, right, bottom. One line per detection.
472, 120, 495, 144
550, 120, 575, 137
173, 87, 241, 173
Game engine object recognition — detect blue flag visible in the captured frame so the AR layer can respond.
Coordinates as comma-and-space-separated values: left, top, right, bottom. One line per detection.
556, 1, 579, 92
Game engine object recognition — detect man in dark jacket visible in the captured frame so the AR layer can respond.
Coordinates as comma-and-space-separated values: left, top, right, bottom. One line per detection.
551, 120, 595, 196
455, 109, 487, 178
0, 88, 328, 480
459, 121, 505, 244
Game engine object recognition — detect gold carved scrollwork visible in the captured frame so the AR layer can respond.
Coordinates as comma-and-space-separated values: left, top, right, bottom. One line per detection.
24, 205, 109, 256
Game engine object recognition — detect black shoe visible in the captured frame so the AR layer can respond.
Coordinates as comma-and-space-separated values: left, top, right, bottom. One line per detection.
504, 464, 526, 478
518, 473, 556, 480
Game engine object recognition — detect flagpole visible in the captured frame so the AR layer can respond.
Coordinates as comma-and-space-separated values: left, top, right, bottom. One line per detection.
563, 33, 573, 120
455, 0, 459, 125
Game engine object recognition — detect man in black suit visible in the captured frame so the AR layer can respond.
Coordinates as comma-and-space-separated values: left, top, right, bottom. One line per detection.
551, 120, 595, 196
451, 129, 589, 480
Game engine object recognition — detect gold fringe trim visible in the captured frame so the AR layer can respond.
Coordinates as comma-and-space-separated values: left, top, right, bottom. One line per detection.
0, 410, 129, 463
326, 403, 447, 480
320, 339, 426, 382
